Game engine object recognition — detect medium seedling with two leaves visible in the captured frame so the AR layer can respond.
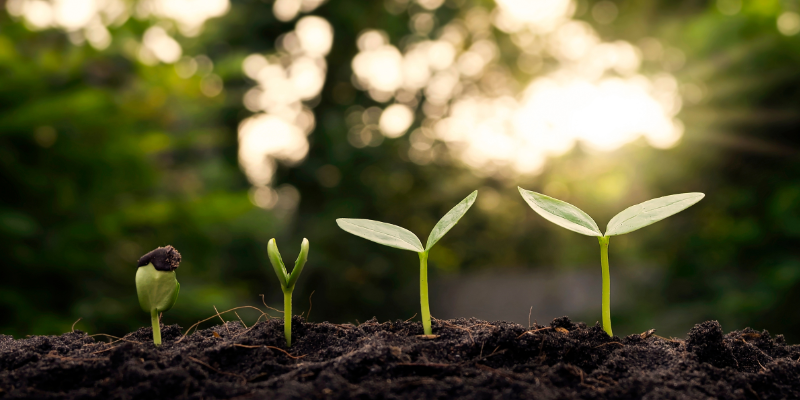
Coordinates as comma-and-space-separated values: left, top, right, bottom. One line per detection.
518, 188, 704, 337
337, 190, 478, 336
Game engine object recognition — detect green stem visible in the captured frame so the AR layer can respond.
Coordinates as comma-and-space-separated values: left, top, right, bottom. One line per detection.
418, 251, 432, 335
283, 289, 293, 347
598, 236, 612, 337
150, 309, 161, 346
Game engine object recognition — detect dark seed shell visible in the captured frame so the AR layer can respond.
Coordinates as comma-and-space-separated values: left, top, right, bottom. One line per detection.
137, 245, 181, 271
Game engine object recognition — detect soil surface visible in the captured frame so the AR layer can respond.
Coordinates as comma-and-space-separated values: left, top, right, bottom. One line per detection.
1, 316, 799, 399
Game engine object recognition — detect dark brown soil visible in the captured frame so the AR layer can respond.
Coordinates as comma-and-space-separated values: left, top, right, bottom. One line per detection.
1, 316, 799, 399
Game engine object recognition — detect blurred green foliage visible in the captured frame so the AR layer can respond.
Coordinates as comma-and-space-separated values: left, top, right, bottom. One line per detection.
1, 0, 800, 342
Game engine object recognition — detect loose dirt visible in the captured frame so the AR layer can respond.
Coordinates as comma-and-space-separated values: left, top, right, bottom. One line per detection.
1, 316, 798, 399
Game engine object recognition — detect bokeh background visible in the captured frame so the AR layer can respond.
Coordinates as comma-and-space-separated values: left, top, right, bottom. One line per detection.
2, 0, 800, 342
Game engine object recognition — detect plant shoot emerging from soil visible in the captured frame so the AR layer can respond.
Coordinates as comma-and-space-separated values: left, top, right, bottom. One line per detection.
136, 245, 182, 346
267, 238, 309, 347
337, 190, 478, 335
518, 188, 704, 337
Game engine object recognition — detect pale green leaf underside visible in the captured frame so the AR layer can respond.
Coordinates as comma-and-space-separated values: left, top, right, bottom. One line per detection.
135, 264, 179, 313
518, 187, 602, 237
426, 190, 478, 251
605, 192, 704, 236
337, 218, 424, 252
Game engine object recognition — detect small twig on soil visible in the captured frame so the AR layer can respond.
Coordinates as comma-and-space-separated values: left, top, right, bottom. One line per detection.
232, 344, 307, 359
46, 352, 109, 362
71, 318, 82, 333
594, 342, 623, 348
213, 306, 231, 335
234, 312, 247, 329
188, 356, 246, 384
516, 327, 551, 339
231, 312, 271, 339
306, 290, 315, 321
472, 347, 507, 363
177, 306, 268, 343
405, 313, 417, 322
397, 362, 453, 368
528, 307, 532, 329
259, 294, 284, 314
88, 333, 143, 345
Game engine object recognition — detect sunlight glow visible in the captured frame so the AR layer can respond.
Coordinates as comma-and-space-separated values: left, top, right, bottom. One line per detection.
238, 15, 333, 189
349, 0, 684, 176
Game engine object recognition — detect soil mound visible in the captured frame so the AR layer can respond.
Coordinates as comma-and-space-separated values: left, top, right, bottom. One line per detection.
1, 317, 798, 399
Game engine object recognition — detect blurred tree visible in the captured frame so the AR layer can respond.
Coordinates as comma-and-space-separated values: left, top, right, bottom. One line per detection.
1, 0, 799, 344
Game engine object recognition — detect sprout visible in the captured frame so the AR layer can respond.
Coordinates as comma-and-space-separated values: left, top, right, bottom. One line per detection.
136, 245, 181, 346
518, 188, 704, 337
337, 190, 478, 336
267, 238, 309, 347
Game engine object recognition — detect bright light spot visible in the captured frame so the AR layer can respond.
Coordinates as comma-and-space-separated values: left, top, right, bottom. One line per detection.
416, 0, 444, 11
238, 114, 309, 186
243, 54, 268, 79
357, 30, 388, 51
52, 0, 95, 30
273, 0, 300, 21
18, 0, 54, 28
85, 20, 111, 50
427, 41, 456, 70
493, 0, 573, 33
379, 104, 415, 138
295, 16, 333, 57
716, 0, 741, 16
778, 12, 800, 36
289, 56, 326, 99
7, 0, 130, 37
141, 0, 229, 36
238, 15, 333, 187
142, 26, 182, 63
352, 44, 404, 93
348, 0, 684, 177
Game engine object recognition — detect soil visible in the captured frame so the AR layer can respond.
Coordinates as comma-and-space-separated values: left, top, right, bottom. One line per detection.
1, 316, 799, 399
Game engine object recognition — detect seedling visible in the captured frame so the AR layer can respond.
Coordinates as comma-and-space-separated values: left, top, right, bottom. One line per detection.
518, 188, 704, 337
136, 245, 182, 346
337, 190, 478, 336
267, 238, 309, 347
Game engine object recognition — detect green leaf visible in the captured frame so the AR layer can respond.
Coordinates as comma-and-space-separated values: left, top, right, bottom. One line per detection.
518, 187, 602, 237
135, 264, 180, 313
267, 239, 289, 287
605, 192, 705, 236
426, 190, 478, 251
337, 218, 424, 252
286, 238, 309, 288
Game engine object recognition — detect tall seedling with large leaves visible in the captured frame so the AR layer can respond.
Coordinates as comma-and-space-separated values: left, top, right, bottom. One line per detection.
518, 188, 704, 336
337, 191, 478, 335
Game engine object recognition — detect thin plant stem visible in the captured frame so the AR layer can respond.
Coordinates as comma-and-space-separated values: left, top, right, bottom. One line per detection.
418, 251, 432, 335
283, 289, 292, 347
150, 309, 161, 346
598, 236, 612, 337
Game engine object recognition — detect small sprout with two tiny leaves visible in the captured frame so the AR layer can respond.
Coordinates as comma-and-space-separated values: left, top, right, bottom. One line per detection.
337, 190, 478, 336
267, 238, 309, 347
518, 188, 704, 337
136, 245, 182, 346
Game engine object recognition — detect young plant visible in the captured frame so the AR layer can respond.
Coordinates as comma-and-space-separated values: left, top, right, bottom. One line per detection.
136, 245, 182, 346
518, 188, 704, 337
267, 238, 309, 347
337, 190, 478, 336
